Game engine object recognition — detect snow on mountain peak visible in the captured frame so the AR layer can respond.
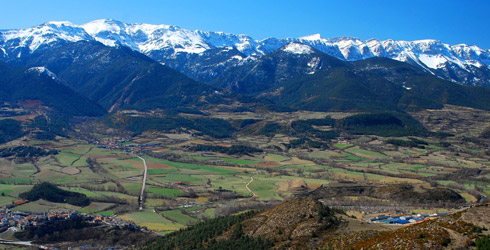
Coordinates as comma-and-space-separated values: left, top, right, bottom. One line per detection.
282, 43, 313, 54
0, 21, 92, 52
43, 21, 75, 27
81, 19, 124, 34
81, 19, 208, 54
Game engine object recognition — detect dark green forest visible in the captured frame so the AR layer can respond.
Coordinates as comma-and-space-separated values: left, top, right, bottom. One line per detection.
142, 211, 272, 250
0, 146, 58, 158
0, 118, 24, 143
20, 182, 90, 206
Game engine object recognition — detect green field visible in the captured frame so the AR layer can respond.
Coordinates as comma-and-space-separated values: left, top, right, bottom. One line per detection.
346, 147, 387, 159
120, 210, 183, 232
340, 152, 366, 161
221, 158, 260, 165
148, 169, 177, 175
264, 154, 289, 162
162, 209, 198, 225
146, 186, 184, 197
334, 143, 351, 149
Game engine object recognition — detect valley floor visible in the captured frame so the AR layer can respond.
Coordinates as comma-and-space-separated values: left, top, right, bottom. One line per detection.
0, 105, 489, 248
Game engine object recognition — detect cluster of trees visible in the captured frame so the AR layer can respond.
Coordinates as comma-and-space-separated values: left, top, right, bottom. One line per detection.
317, 202, 342, 223
0, 119, 24, 143
206, 224, 273, 250
291, 118, 340, 140
189, 145, 262, 155
389, 184, 464, 205
238, 119, 262, 128
19, 182, 90, 206
0, 146, 58, 158
108, 116, 236, 138
476, 236, 490, 250
289, 137, 329, 150
253, 118, 340, 141
258, 123, 283, 137
387, 137, 451, 148
291, 118, 336, 132
213, 201, 280, 217
341, 113, 428, 137
289, 113, 431, 141
142, 211, 270, 250
29, 114, 67, 140
387, 138, 428, 148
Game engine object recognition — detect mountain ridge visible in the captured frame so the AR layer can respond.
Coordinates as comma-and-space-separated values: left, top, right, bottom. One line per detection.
1, 19, 490, 87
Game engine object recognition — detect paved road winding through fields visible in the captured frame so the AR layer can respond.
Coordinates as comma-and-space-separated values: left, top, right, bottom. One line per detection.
137, 155, 147, 211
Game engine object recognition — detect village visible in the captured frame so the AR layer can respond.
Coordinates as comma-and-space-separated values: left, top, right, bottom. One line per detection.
0, 200, 145, 235
90, 137, 162, 154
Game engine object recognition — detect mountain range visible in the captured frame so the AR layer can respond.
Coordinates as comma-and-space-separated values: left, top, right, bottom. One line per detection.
1, 19, 490, 121
1, 19, 490, 88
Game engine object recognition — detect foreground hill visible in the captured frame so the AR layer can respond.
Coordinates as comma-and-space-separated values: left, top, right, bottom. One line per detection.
141, 198, 490, 250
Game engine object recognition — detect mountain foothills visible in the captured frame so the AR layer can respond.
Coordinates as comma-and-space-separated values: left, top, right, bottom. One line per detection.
1, 19, 490, 88
0, 60, 104, 116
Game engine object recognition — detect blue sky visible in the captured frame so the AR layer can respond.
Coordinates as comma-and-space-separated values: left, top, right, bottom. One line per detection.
2, 0, 489, 48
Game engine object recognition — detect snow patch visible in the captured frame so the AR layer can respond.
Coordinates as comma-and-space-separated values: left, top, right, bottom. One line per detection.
419, 54, 447, 69
28, 67, 58, 80
44, 21, 74, 26
230, 55, 243, 60
282, 43, 313, 54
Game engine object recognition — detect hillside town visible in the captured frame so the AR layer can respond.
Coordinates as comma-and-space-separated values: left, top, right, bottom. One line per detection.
0, 200, 144, 234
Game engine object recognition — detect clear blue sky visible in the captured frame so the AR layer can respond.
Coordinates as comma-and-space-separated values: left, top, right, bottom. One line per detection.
1, 0, 489, 49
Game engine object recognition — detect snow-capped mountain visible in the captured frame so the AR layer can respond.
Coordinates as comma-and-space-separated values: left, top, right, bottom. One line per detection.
1, 19, 489, 87
0, 21, 92, 57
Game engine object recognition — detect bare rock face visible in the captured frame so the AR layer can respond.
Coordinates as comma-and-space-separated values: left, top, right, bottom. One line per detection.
222, 198, 340, 249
